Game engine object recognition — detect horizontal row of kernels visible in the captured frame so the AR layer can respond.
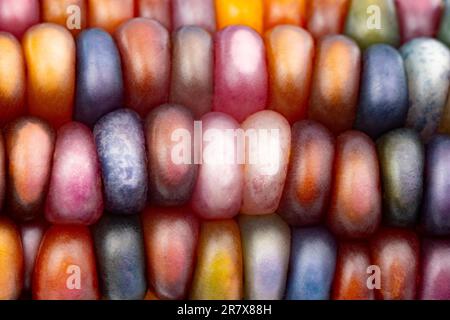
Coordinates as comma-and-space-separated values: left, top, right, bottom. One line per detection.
3, 215, 450, 300
1, 0, 450, 48
0, 106, 448, 237
2, 21, 450, 141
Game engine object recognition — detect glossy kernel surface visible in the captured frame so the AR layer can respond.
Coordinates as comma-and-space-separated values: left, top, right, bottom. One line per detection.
241, 110, 291, 215
23, 23, 75, 128
0, 33, 26, 125
0, 0, 40, 39
190, 220, 243, 300
278, 120, 335, 226
191, 112, 243, 220
420, 239, 450, 300
173, 0, 216, 33
42, 0, 87, 36
142, 207, 199, 300
396, 0, 443, 43
93, 215, 147, 300
213, 26, 268, 122
115, 18, 170, 117
265, 26, 314, 123
332, 242, 374, 300
344, 0, 400, 49
400, 38, 450, 141
170, 26, 213, 119
137, 0, 172, 30
239, 214, 290, 300
0, 217, 23, 300
215, 0, 264, 33
308, 35, 361, 135
377, 129, 424, 227
75, 28, 124, 127
307, 0, 349, 40
94, 109, 147, 215
33, 225, 99, 300
146, 104, 198, 207
328, 131, 381, 239
263, 0, 307, 30
422, 135, 450, 235
5, 117, 55, 222
88, 0, 135, 34
370, 229, 419, 300
286, 227, 337, 300
354, 44, 408, 139
45, 122, 103, 226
